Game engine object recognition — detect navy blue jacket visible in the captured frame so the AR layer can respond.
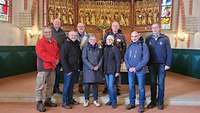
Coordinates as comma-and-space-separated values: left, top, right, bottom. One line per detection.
146, 33, 172, 66
103, 45, 121, 75
124, 40, 149, 74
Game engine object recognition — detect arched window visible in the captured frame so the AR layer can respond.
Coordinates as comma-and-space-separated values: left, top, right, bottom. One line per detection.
0, 0, 11, 22
161, 0, 173, 29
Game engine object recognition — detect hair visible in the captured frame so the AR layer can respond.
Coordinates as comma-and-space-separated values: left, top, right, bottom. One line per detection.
106, 34, 114, 41
89, 33, 96, 39
42, 26, 52, 33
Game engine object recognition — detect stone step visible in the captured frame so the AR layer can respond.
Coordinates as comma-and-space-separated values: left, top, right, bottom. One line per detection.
1, 93, 200, 106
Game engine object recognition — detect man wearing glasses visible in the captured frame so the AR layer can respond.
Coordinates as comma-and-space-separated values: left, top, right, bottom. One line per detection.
35, 26, 59, 112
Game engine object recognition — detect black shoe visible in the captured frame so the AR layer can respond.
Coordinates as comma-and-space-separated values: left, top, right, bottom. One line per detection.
62, 104, 72, 109
126, 104, 135, 110
44, 98, 57, 107
157, 104, 164, 110
71, 99, 79, 105
105, 101, 111, 106
138, 106, 145, 113
112, 104, 117, 109
36, 101, 46, 112
147, 102, 156, 109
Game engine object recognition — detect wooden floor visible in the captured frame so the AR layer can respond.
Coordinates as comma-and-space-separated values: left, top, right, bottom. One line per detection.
0, 72, 200, 113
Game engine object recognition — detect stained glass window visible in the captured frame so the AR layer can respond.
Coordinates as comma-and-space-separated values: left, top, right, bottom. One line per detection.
161, 0, 173, 29
0, 0, 10, 21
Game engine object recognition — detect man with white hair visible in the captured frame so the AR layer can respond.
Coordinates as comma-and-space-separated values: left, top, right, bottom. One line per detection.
35, 26, 59, 112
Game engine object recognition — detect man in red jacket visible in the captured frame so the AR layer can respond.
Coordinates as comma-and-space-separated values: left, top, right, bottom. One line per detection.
35, 26, 59, 112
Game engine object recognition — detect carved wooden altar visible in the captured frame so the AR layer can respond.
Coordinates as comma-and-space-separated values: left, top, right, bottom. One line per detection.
46, 0, 162, 41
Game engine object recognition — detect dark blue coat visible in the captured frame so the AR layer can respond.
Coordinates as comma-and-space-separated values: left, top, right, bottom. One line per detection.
124, 40, 149, 74
103, 45, 121, 75
82, 43, 103, 83
146, 33, 172, 66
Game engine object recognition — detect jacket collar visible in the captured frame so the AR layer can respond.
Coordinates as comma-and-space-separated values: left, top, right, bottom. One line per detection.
150, 33, 164, 40
52, 27, 62, 32
41, 35, 54, 43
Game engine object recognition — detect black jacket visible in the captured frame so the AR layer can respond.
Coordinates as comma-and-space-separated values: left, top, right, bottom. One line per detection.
103, 45, 121, 75
51, 27, 66, 48
102, 30, 126, 61
61, 38, 82, 73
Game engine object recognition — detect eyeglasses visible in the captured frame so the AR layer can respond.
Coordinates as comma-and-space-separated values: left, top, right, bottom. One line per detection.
44, 31, 51, 33
78, 26, 85, 27
131, 35, 138, 37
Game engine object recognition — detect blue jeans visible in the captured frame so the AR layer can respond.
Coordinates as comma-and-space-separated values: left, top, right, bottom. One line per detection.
105, 74, 117, 106
62, 72, 72, 105
62, 70, 79, 105
149, 64, 166, 105
54, 62, 62, 92
128, 71, 145, 106
84, 83, 98, 101
69, 71, 79, 103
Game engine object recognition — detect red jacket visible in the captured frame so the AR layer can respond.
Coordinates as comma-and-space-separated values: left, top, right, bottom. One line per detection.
35, 36, 59, 71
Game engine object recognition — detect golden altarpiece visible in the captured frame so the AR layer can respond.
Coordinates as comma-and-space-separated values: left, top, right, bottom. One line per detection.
46, 0, 171, 41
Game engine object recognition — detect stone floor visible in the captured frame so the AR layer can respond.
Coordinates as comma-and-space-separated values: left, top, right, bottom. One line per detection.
0, 71, 200, 113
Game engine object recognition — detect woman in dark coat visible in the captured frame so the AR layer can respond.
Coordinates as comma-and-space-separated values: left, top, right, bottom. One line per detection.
103, 35, 121, 109
82, 35, 103, 107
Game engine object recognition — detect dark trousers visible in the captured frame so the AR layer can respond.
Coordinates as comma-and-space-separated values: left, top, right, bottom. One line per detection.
149, 64, 166, 105
62, 70, 79, 105
84, 83, 98, 101
54, 62, 62, 92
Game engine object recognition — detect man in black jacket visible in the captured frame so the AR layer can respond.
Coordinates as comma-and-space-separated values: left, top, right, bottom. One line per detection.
60, 31, 81, 109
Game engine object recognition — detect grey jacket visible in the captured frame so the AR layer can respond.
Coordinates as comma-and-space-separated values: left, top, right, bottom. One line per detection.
82, 43, 103, 83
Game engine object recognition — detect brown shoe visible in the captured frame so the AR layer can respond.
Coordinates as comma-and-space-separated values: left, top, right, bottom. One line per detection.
44, 98, 57, 107
36, 101, 46, 112
126, 104, 135, 110
157, 104, 164, 110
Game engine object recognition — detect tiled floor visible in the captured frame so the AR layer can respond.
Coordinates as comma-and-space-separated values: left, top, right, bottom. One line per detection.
0, 72, 200, 113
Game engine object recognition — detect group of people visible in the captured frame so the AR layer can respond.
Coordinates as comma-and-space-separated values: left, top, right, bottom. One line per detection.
35, 19, 172, 113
